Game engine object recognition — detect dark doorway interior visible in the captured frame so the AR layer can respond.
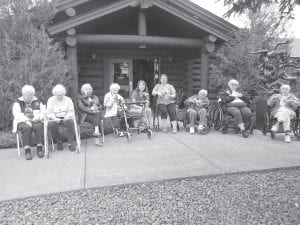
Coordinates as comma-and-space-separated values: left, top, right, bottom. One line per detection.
133, 59, 155, 101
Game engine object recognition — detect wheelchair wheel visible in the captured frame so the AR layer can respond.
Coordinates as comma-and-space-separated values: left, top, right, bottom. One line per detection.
147, 130, 153, 139
221, 126, 228, 134
292, 120, 300, 139
213, 107, 223, 131
233, 126, 240, 134
262, 113, 269, 136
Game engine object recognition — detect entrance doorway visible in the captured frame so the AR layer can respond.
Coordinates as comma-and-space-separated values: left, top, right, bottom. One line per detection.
133, 59, 155, 98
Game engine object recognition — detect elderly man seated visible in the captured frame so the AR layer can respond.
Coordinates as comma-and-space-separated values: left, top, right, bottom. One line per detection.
12, 85, 45, 160
184, 89, 209, 134
46, 84, 76, 151
77, 83, 103, 147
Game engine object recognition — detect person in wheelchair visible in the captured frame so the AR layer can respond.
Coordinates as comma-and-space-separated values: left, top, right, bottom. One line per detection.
267, 84, 300, 143
184, 89, 209, 134
131, 80, 152, 129
12, 85, 45, 160
77, 83, 103, 147
104, 83, 127, 136
220, 79, 251, 138
152, 74, 177, 133
46, 84, 76, 152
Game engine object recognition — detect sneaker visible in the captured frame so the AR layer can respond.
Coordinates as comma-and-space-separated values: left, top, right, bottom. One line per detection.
172, 129, 177, 134
190, 127, 195, 134
162, 127, 167, 133
119, 132, 124, 137
93, 132, 101, 137
241, 129, 249, 138
271, 125, 278, 133
37, 145, 44, 158
68, 144, 76, 152
25, 148, 32, 160
197, 125, 204, 133
95, 138, 103, 147
57, 142, 63, 151
285, 135, 291, 143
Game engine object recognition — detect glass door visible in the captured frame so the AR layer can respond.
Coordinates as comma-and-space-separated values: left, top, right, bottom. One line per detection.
108, 59, 132, 99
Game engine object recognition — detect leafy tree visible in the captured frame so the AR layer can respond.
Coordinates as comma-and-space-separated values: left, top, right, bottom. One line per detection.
0, 0, 71, 130
220, 0, 300, 20
211, 6, 293, 99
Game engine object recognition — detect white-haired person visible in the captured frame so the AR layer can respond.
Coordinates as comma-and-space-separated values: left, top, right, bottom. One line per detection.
12, 85, 45, 160
220, 79, 252, 138
267, 84, 300, 143
46, 84, 76, 151
184, 89, 209, 134
77, 83, 103, 147
152, 74, 177, 133
104, 83, 126, 135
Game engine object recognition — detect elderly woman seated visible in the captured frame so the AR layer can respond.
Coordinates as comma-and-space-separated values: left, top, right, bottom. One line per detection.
267, 84, 300, 143
220, 79, 251, 138
46, 84, 76, 151
184, 89, 209, 134
12, 85, 45, 160
104, 83, 126, 136
131, 80, 152, 127
77, 83, 103, 147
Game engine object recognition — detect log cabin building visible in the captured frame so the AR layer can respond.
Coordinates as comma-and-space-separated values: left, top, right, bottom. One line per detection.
48, 0, 237, 101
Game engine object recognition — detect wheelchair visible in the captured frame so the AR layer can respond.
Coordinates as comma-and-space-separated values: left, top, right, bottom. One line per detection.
262, 107, 300, 140
181, 105, 212, 134
109, 101, 153, 142
212, 101, 253, 134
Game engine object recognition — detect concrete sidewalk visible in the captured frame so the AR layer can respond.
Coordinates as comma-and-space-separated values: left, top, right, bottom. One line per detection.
0, 129, 299, 201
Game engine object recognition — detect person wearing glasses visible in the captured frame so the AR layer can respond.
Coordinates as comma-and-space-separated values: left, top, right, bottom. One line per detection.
220, 79, 251, 138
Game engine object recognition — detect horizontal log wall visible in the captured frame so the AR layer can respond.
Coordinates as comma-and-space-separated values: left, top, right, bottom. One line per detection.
78, 49, 104, 100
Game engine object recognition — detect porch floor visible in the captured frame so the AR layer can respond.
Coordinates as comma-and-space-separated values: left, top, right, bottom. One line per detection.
0, 129, 299, 201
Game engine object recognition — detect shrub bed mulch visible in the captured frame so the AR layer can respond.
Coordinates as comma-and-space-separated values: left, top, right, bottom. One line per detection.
0, 168, 299, 224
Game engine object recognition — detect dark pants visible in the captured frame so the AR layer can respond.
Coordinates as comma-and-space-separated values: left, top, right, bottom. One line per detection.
80, 112, 101, 127
17, 122, 43, 147
227, 106, 251, 127
157, 103, 176, 121
48, 119, 75, 144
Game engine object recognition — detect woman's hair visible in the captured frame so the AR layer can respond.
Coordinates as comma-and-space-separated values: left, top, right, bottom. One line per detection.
228, 79, 239, 87
81, 83, 93, 94
134, 80, 149, 94
160, 74, 168, 80
198, 89, 207, 96
280, 84, 291, 91
52, 84, 66, 96
110, 83, 120, 91
22, 85, 35, 95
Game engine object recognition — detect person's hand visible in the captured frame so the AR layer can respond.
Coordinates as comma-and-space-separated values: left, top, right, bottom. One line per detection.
113, 94, 118, 101
157, 92, 163, 97
236, 92, 243, 98
25, 120, 32, 127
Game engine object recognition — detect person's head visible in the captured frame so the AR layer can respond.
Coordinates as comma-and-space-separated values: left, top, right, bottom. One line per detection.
81, 83, 93, 97
52, 84, 66, 101
198, 89, 208, 98
22, 85, 35, 103
228, 79, 239, 91
280, 84, 291, 95
160, 74, 168, 84
136, 80, 148, 92
110, 83, 120, 95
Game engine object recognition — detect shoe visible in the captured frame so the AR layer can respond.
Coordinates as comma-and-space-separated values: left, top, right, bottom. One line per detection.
197, 125, 204, 133
190, 127, 195, 134
285, 135, 291, 143
68, 144, 76, 152
93, 132, 101, 137
119, 132, 124, 137
37, 145, 44, 158
271, 125, 278, 133
172, 129, 177, 134
162, 127, 167, 133
25, 148, 32, 160
95, 138, 103, 147
241, 129, 249, 138
57, 142, 63, 151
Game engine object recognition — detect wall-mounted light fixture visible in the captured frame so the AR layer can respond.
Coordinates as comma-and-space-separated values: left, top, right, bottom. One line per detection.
167, 53, 173, 63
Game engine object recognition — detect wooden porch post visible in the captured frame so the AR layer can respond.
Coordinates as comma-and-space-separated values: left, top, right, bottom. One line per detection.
201, 51, 209, 90
66, 34, 78, 97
